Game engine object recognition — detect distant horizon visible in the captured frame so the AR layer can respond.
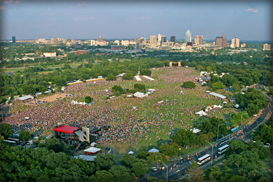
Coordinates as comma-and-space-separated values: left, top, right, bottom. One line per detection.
1, 1, 272, 41
2, 38, 272, 43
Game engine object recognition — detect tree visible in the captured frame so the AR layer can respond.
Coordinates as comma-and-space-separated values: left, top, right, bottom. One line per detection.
232, 83, 241, 92
94, 170, 115, 182
94, 154, 115, 170
185, 163, 204, 182
182, 81, 196, 89
140, 68, 151, 76
137, 151, 149, 159
226, 154, 246, 168
147, 152, 168, 165
172, 129, 198, 147
39, 138, 66, 153
134, 84, 146, 92
196, 65, 205, 71
106, 74, 116, 81
18, 130, 31, 143
159, 143, 179, 157
212, 81, 225, 90
131, 161, 149, 177
85, 96, 93, 103
0, 123, 14, 139
206, 66, 213, 72
123, 73, 134, 80
120, 154, 138, 167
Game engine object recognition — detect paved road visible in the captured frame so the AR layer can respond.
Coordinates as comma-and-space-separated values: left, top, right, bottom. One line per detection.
139, 90, 273, 181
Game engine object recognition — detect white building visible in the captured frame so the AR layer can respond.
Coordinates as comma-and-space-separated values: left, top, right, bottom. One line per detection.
43, 52, 57, 58
121, 40, 130, 46
90, 40, 97, 46
230, 38, 240, 48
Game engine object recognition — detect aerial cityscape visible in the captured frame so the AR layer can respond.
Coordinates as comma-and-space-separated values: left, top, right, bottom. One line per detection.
0, 1, 272, 182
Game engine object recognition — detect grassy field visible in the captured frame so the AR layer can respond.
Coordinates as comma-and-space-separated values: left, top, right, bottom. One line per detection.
7, 67, 239, 155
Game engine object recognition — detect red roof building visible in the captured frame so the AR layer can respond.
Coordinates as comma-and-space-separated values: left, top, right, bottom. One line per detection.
54, 125, 80, 134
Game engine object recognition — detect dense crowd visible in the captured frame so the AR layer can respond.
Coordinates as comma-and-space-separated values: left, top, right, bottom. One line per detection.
2, 68, 229, 145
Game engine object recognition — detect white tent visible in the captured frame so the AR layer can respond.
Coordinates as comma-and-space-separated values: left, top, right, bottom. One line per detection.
214, 105, 223, 108
148, 148, 159, 153
133, 92, 147, 98
84, 147, 101, 153
195, 110, 207, 116
128, 151, 134, 154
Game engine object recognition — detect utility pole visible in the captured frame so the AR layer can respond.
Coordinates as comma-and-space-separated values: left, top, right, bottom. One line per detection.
217, 124, 225, 140
159, 160, 168, 182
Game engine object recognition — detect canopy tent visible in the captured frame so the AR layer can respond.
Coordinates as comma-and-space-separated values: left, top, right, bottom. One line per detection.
84, 147, 101, 155
128, 151, 134, 155
133, 92, 147, 98
195, 110, 207, 116
148, 148, 159, 153
18, 95, 34, 101
54, 125, 80, 134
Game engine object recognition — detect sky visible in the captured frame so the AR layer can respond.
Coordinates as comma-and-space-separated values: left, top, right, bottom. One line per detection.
0, 0, 272, 41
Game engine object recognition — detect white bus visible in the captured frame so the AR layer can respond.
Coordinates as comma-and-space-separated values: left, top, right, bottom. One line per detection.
218, 144, 229, 154
7, 137, 20, 144
4, 140, 17, 145
197, 154, 211, 165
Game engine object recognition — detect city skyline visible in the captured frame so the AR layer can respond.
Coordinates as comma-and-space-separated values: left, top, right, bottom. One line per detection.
0, 0, 272, 41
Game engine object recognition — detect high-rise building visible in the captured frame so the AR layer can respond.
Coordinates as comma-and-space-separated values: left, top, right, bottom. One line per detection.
12, 36, 16, 43
98, 36, 103, 42
222, 34, 228, 47
185, 30, 192, 43
170, 36, 176, 44
161, 36, 167, 43
215, 37, 223, 47
263, 43, 271, 51
150, 35, 157, 47
194, 35, 204, 45
230, 37, 240, 48
215, 35, 228, 47
135, 43, 142, 50
158, 33, 162, 45
51, 38, 59, 44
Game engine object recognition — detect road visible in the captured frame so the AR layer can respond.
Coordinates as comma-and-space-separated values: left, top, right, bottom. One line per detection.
139, 90, 273, 181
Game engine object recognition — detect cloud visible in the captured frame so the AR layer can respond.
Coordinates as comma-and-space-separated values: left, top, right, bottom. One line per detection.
0, 6, 6, 10
245, 8, 258, 13
77, 2, 87, 7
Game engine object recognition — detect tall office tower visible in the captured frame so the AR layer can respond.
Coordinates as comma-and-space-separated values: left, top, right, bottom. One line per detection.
51, 38, 59, 44
98, 36, 103, 42
199, 35, 204, 45
12, 36, 16, 43
230, 37, 240, 48
140, 37, 146, 45
215, 37, 223, 46
185, 30, 192, 43
161, 36, 167, 42
170, 36, 176, 44
150, 35, 157, 47
158, 33, 162, 45
195, 35, 204, 45
222, 34, 228, 47
263, 43, 271, 51
135, 43, 142, 50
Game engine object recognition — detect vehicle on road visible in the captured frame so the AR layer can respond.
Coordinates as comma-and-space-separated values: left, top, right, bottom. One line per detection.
218, 144, 229, 154
151, 167, 157, 172
197, 154, 211, 165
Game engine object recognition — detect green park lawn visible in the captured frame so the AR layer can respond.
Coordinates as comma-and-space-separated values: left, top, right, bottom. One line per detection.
8, 67, 240, 155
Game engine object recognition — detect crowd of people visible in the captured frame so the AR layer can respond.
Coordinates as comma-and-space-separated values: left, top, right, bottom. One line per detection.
2, 68, 229, 146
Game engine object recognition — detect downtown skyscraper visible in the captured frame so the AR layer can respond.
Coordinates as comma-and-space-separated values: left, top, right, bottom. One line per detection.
185, 30, 192, 43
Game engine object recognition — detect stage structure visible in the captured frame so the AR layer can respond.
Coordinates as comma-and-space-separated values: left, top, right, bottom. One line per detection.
54, 123, 92, 149
169, 61, 181, 67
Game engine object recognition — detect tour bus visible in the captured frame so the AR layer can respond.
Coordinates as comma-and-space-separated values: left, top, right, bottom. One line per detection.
4, 140, 17, 145
7, 137, 20, 144
218, 144, 229, 154
197, 154, 211, 165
